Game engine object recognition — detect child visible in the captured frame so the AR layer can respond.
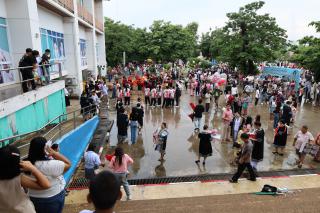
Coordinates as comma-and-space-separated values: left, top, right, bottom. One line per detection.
231, 126, 248, 165
79, 171, 122, 213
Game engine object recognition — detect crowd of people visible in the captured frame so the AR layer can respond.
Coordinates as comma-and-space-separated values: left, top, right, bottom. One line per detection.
3, 60, 320, 212
107, 62, 320, 184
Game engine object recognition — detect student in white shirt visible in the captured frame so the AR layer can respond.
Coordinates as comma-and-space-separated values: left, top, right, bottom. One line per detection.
150, 87, 157, 107
84, 144, 102, 181
255, 87, 260, 106
27, 137, 71, 213
293, 125, 314, 168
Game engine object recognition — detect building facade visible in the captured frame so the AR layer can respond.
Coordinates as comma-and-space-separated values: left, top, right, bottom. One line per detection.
0, 0, 106, 96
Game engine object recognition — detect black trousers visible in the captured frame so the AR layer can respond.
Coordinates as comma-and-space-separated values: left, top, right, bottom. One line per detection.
21, 71, 36, 93
162, 98, 167, 108
255, 97, 259, 106
231, 162, 256, 181
205, 103, 210, 112
175, 97, 180, 106
124, 97, 130, 105
145, 96, 150, 105
151, 98, 157, 106
157, 97, 162, 106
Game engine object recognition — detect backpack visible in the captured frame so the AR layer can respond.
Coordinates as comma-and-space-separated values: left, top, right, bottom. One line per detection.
261, 184, 277, 193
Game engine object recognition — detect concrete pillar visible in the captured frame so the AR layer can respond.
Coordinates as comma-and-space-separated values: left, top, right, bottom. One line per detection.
5, 0, 41, 80
86, 28, 97, 77
63, 17, 82, 95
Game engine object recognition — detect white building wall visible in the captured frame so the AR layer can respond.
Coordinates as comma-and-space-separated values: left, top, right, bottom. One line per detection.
0, 0, 106, 96
0, 0, 6, 17
38, 6, 64, 33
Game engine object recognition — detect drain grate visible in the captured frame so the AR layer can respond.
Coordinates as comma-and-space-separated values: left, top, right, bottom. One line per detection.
67, 168, 319, 190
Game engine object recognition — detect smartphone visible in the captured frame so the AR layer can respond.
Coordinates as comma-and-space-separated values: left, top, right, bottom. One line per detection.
44, 140, 52, 155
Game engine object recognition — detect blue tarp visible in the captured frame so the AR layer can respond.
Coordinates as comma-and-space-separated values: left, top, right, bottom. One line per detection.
55, 116, 99, 184
262, 67, 302, 91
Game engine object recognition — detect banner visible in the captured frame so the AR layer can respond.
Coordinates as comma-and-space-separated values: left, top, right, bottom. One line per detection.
0, 17, 14, 84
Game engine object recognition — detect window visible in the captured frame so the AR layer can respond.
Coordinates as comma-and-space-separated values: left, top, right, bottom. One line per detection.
0, 17, 14, 84
40, 28, 66, 74
79, 39, 87, 67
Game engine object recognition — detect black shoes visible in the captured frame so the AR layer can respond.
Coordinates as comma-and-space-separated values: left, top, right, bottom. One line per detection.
229, 179, 238, 183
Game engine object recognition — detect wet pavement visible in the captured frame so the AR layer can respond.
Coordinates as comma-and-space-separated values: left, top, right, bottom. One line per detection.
105, 90, 320, 179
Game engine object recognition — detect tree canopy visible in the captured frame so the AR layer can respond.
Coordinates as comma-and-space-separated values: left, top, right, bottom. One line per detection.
199, 1, 287, 75
104, 18, 199, 66
290, 21, 320, 81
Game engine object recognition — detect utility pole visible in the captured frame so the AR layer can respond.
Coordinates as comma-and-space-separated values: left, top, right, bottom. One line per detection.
123, 51, 126, 66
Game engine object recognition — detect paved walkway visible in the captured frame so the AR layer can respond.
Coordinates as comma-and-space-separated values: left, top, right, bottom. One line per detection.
64, 174, 320, 213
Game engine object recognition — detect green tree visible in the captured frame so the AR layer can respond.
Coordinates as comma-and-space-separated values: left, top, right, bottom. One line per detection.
104, 18, 199, 66
200, 1, 287, 74
291, 22, 320, 81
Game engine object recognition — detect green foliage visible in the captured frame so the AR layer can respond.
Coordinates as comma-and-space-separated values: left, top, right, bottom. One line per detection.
291, 22, 320, 81
187, 57, 212, 69
104, 18, 198, 66
199, 1, 287, 75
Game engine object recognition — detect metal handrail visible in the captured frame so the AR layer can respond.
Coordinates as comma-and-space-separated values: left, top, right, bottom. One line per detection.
0, 104, 94, 143
0, 62, 62, 72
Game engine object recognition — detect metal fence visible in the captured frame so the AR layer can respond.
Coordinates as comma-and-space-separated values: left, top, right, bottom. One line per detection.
0, 62, 64, 101
0, 105, 97, 159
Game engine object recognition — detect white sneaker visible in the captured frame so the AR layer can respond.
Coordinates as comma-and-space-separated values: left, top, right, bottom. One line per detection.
127, 195, 132, 201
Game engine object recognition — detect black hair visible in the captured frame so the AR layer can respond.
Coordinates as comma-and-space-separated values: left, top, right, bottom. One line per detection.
87, 143, 96, 152
114, 147, 124, 167
198, 99, 203, 104
203, 125, 208, 130
255, 115, 261, 123
240, 133, 249, 140
45, 49, 51, 53
0, 145, 21, 180
32, 50, 39, 56
162, 122, 167, 128
254, 121, 262, 127
26, 48, 32, 53
89, 171, 121, 210
245, 116, 253, 125
51, 143, 59, 150
27, 137, 48, 164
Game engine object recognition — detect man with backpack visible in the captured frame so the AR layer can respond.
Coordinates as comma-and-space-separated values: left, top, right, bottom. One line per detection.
19, 48, 37, 93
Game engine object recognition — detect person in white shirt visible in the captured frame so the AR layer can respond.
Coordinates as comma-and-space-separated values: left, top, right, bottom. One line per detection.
123, 87, 131, 106
150, 87, 157, 107
231, 84, 238, 96
27, 137, 71, 213
293, 125, 314, 168
144, 87, 151, 106
84, 144, 103, 181
255, 87, 260, 106
204, 92, 211, 112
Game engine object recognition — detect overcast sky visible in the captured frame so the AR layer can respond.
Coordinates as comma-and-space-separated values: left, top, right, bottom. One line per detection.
103, 0, 320, 41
